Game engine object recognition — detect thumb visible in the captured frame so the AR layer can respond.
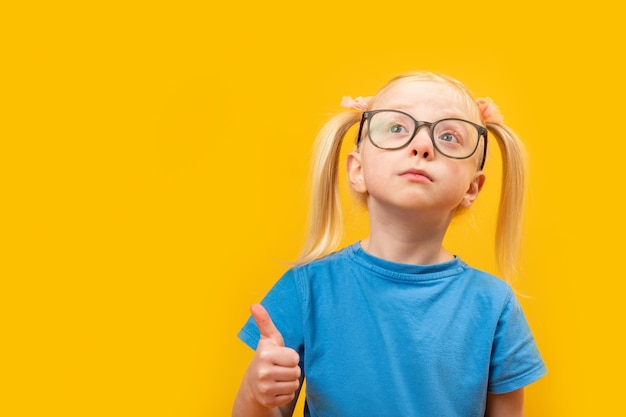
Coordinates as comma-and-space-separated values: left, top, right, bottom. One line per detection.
250, 304, 285, 347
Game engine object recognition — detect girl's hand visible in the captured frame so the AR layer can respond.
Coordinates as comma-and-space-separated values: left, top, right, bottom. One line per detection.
243, 304, 302, 409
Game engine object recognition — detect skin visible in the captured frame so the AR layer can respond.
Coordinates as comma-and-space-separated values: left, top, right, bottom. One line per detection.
232, 304, 302, 417
486, 389, 525, 417
347, 80, 485, 265
233, 79, 524, 416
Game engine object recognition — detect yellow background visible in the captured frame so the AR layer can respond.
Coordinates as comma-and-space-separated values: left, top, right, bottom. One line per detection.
1, 1, 624, 416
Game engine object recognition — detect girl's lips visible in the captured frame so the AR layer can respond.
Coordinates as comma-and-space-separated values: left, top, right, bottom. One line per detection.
400, 168, 433, 183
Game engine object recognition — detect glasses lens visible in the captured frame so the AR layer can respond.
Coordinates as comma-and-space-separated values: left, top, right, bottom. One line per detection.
367, 111, 482, 158
432, 119, 480, 158
368, 111, 416, 149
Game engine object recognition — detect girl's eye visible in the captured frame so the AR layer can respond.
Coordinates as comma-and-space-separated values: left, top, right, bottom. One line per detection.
438, 132, 461, 143
389, 124, 408, 134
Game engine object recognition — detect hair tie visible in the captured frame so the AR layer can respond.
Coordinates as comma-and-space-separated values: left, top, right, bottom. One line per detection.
340, 96, 372, 112
476, 97, 504, 124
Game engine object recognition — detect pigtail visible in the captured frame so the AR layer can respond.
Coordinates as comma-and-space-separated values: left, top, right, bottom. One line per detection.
296, 111, 362, 264
292, 71, 527, 283
488, 122, 527, 281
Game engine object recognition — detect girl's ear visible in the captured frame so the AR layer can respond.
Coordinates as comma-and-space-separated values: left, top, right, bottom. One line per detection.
347, 151, 367, 194
460, 171, 486, 208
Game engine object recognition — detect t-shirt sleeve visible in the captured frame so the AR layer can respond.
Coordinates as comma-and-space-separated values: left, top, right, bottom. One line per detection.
237, 268, 305, 361
488, 291, 547, 393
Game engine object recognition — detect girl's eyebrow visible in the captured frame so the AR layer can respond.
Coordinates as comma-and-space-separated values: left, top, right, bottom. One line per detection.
385, 104, 468, 120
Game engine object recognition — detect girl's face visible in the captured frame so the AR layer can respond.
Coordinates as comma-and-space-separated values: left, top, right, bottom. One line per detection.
347, 80, 486, 217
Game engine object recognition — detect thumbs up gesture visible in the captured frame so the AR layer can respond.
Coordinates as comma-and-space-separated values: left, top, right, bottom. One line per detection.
244, 304, 302, 408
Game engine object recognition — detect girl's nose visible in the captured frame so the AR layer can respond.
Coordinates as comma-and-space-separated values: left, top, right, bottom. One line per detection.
408, 127, 434, 161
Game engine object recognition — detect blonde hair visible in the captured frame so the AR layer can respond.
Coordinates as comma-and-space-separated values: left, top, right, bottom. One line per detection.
296, 71, 527, 281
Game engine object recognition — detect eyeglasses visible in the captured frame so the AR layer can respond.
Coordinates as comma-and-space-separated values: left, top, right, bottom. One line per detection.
357, 109, 488, 169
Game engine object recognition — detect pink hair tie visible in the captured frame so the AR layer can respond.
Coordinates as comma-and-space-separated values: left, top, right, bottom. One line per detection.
476, 97, 504, 124
340, 96, 372, 112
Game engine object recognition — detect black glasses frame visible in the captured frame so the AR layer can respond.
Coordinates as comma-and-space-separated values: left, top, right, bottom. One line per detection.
356, 109, 488, 170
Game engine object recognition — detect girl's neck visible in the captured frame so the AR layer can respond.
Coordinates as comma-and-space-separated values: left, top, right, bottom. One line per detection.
362, 205, 454, 265
360, 235, 453, 266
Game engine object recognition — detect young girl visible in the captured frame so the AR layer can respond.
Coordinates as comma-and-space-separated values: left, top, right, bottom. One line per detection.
233, 71, 546, 417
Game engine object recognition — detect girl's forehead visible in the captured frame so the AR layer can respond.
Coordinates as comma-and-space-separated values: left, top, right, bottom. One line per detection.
376, 80, 466, 109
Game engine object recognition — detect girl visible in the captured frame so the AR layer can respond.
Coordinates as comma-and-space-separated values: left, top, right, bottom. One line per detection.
232, 71, 546, 417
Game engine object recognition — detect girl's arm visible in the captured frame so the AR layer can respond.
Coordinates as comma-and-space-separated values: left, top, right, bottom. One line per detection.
485, 388, 524, 417
232, 374, 302, 417
232, 304, 302, 417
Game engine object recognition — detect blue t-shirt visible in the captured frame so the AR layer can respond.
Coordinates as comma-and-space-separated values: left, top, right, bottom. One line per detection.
239, 243, 546, 417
